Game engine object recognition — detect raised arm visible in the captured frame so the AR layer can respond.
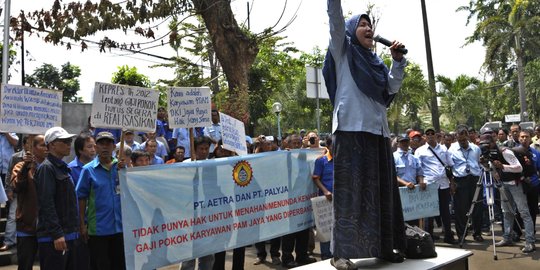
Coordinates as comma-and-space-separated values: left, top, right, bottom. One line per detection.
328, 0, 346, 57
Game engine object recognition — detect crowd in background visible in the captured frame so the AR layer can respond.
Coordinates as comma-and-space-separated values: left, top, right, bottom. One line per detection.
0, 106, 333, 270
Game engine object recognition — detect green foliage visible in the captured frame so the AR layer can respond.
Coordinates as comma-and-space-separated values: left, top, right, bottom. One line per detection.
0, 43, 18, 81
111, 65, 151, 87
25, 62, 82, 102
111, 65, 166, 107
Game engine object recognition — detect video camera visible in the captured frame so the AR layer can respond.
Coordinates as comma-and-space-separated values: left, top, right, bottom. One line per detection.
478, 142, 500, 162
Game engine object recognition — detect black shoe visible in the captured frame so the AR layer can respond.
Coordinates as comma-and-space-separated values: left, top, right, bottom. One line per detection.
512, 234, 521, 243
378, 251, 405, 263
473, 235, 484, 242
253, 257, 266, 265
495, 239, 513, 247
282, 261, 298, 268
297, 256, 317, 265
444, 237, 459, 245
522, 243, 536, 254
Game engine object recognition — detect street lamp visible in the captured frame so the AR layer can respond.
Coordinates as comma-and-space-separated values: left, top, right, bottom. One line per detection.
272, 102, 282, 145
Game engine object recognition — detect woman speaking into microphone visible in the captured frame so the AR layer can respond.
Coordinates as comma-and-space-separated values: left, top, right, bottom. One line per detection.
322, 0, 408, 269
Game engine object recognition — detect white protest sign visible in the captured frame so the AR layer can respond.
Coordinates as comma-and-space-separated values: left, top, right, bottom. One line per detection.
399, 184, 440, 221
0, 84, 63, 134
168, 87, 212, 128
91, 82, 159, 132
220, 112, 248, 156
311, 195, 333, 242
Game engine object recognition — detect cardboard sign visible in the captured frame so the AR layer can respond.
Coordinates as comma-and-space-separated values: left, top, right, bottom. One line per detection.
168, 87, 212, 128
311, 195, 333, 242
399, 184, 440, 221
0, 84, 63, 134
220, 112, 247, 156
91, 82, 159, 132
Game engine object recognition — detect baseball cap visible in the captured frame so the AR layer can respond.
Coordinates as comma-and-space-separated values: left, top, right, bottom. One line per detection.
397, 136, 410, 142
408, 130, 422, 138
44, 127, 77, 145
125, 130, 135, 134
425, 127, 436, 133
480, 127, 494, 135
96, 131, 116, 143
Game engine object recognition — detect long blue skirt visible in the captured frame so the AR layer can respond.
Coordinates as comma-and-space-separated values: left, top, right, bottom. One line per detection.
332, 131, 406, 258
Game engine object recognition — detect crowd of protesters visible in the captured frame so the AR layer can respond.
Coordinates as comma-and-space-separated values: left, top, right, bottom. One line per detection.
392, 124, 538, 254
0, 106, 333, 270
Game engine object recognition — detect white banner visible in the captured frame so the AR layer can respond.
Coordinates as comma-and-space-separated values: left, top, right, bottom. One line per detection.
120, 149, 322, 270
0, 84, 63, 134
219, 113, 247, 156
168, 87, 212, 128
91, 82, 159, 132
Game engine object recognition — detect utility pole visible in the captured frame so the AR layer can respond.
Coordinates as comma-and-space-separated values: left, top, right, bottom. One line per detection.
420, 0, 440, 131
2, 0, 10, 85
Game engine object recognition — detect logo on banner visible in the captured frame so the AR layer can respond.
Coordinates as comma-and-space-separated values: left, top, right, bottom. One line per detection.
232, 161, 253, 187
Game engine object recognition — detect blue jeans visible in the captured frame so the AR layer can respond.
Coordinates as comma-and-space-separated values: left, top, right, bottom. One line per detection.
501, 183, 536, 244
320, 241, 332, 260
181, 254, 215, 270
4, 197, 17, 246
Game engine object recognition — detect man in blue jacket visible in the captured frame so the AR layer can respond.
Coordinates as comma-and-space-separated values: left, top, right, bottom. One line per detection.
35, 127, 79, 269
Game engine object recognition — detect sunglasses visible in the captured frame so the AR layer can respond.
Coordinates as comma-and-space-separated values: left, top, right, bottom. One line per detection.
425, 132, 435, 136
57, 138, 73, 144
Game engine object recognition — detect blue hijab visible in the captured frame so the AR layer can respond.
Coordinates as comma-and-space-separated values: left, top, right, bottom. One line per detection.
323, 14, 394, 107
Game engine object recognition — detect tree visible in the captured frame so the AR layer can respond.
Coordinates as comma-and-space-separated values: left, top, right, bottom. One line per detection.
16, 0, 294, 123
388, 61, 430, 132
460, 0, 540, 121
25, 62, 82, 102
0, 43, 18, 81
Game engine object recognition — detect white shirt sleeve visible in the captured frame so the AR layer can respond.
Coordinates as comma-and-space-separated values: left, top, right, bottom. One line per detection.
501, 149, 523, 173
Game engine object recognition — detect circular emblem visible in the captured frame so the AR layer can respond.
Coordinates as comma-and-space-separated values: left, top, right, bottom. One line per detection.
232, 160, 253, 187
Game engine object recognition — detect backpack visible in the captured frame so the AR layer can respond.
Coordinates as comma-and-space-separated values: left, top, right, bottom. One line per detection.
509, 146, 536, 178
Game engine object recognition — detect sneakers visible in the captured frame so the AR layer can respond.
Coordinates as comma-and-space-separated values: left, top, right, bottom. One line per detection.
253, 257, 265, 265
495, 239, 513, 247
521, 243, 536, 254
271, 256, 281, 265
330, 257, 355, 270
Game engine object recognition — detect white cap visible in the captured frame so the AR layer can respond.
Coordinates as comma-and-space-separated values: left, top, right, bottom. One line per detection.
44, 127, 77, 145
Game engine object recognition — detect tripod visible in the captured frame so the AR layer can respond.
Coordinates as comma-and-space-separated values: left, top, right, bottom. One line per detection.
459, 161, 519, 260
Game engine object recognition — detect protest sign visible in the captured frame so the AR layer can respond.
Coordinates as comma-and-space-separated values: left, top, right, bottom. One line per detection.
0, 84, 63, 134
120, 149, 322, 270
168, 87, 212, 128
220, 112, 247, 156
91, 82, 159, 132
399, 184, 440, 221
311, 195, 332, 242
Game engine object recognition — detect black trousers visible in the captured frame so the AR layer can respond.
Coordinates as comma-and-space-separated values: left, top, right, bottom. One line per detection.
38, 239, 77, 270
17, 236, 38, 270
425, 188, 453, 239
213, 247, 245, 270
254, 237, 281, 259
281, 229, 309, 263
87, 233, 125, 270
454, 175, 483, 238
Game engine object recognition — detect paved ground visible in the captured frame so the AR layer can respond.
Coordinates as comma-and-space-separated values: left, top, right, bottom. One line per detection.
2, 218, 539, 270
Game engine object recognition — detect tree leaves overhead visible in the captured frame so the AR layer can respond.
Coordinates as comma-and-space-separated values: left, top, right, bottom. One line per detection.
16, 0, 192, 44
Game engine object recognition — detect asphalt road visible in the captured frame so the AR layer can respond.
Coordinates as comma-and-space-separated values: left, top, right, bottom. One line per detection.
2, 217, 538, 270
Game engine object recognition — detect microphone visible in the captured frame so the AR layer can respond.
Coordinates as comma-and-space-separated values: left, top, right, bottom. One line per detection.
374, 35, 408, 54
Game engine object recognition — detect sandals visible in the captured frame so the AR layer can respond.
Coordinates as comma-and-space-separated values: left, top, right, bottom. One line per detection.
330, 257, 356, 270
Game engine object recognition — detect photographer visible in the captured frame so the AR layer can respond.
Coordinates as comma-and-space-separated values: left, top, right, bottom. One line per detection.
479, 134, 536, 253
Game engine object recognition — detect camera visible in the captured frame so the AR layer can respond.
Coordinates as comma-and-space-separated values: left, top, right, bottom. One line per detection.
309, 137, 316, 145
478, 142, 499, 162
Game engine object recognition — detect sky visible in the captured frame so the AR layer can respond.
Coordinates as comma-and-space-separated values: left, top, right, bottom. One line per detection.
5, 0, 485, 102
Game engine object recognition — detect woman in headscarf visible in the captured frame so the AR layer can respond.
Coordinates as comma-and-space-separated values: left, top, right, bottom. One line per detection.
323, 1, 408, 269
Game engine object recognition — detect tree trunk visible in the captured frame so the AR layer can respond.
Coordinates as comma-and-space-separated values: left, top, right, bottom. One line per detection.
515, 34, 528, 121
192, 0, 259, 123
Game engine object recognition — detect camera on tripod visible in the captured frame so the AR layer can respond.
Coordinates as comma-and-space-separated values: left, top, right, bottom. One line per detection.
478, 142, 499, 162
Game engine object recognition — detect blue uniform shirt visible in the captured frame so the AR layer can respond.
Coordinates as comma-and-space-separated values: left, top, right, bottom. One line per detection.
393, 149, 423, 184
